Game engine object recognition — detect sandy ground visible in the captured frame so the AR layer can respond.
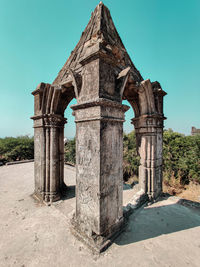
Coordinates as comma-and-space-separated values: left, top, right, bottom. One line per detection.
0, 162, 200, 267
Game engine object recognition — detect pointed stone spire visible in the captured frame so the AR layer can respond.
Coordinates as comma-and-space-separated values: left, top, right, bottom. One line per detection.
53, 3, 142, 85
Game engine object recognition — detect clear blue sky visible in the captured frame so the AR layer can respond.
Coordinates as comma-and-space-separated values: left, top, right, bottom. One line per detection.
0, 0, 200, 138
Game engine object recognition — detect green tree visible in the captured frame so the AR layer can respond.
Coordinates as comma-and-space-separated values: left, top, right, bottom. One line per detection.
64, 138, 76, 164
0, 136, 34, 162
163, 129, 200, 184
123, 131, 140, 181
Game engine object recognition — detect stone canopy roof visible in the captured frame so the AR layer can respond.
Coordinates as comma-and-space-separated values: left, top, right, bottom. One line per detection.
53, 2, 143, 86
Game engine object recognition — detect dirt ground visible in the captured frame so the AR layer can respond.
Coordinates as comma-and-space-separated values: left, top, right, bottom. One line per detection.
0, 163, 200, 267
163, 181, 200, 203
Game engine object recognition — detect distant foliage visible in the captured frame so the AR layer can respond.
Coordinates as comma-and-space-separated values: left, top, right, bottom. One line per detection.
0, 136, 34, 163
123, 129, 200, 185
163, 129, 200, 184
63, 130, 200, 184
2, 130, 199, 185
64, 138, 76, 165
123, 131, 140, 181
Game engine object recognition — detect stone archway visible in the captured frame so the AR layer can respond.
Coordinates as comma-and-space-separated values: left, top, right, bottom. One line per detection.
31, 2, 166, 251
123, 79, 166, 200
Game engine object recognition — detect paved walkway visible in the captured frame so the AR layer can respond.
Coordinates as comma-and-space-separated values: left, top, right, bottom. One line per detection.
0, 163, 200, 267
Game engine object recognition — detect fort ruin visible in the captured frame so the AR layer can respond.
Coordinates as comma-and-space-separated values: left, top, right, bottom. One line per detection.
191, 127, 200, 136
31, 2, 166, 252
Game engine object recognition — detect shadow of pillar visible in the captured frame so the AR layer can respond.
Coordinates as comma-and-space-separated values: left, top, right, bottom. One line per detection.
115, 198, 200, 245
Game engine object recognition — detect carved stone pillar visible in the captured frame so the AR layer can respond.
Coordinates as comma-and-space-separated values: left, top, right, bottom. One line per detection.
132, 114, 164, 200
71, 99, 129, 252
31, 114, 67, 203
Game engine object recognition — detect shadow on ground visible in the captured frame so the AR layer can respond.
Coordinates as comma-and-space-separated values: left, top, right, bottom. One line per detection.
116, 198, 200, 246
123, 183, 133, 191
61, 185, 76, 200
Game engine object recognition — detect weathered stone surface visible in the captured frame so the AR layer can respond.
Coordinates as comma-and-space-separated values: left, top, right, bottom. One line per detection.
70, 99, 129, 250
31, 2, 166, 252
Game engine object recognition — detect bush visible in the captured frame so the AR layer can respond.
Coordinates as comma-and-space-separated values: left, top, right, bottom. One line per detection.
163, 129, 200, 184
64, 138, 76, 164
123, 131, 140, 181
2, 130, 196, 186
0, 136, 34, 163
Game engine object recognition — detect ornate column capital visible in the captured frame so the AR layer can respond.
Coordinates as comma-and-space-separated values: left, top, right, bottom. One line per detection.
44, 114, 67, 128
31, 114, 67, 128
131, 114, 166, 132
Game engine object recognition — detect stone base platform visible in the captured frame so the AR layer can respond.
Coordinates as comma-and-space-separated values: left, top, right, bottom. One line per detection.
1, 162, 200, 267
71, 216, 126, 253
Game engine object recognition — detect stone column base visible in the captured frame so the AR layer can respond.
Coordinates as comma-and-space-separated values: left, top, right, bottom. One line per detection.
32, 191, 61, 204
70, 215, 126, 253
31, 181, 68, 204
32, 181, 68, 204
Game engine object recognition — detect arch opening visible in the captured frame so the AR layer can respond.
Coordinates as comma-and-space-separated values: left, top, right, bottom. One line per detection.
122, 99, 141, 206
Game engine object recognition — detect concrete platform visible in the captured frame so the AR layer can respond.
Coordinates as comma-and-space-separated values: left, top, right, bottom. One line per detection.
0, 162, 200, 267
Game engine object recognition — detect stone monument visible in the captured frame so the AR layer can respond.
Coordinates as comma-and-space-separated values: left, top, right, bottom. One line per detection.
31, 2, 166, 252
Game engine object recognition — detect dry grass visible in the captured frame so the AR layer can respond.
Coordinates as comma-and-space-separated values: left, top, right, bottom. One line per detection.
125, 175, 139, 186
178, 183, 200, 202
163, 179, 200, 203
126, 175, 200, 203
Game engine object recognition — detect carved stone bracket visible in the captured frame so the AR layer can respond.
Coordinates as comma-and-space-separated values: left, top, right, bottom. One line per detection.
132, 114, 166, 132
43, 115, 67, 128
31, 114, 67, 128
